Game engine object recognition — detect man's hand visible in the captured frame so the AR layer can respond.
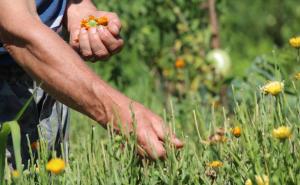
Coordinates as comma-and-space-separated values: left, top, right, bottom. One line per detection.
109, 101, 184, 159
65, 1, 123, 61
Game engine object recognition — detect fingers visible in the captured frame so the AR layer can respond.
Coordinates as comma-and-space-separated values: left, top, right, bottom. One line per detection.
150, 118, 184, 149
137, 125, 166, 160
107, 13, 122, 36
88, 27, 109, 59
98, 26, 124, 54
70, 29, 80, 51
79, 28, 92, 59
76, 26, 123, 60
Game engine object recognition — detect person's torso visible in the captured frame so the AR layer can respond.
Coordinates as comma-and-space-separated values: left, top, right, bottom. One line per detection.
0, 0, 67, 65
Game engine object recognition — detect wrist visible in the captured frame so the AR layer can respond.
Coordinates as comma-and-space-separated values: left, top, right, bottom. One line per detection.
64, 0, 97, 29
89, 78, 133, 125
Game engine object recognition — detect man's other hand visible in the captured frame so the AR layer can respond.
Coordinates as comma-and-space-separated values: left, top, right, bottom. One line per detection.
65, 4, 123, 61
109, 101, 184, 160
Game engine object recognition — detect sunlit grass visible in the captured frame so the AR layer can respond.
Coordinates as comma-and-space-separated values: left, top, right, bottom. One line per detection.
2, 85, 300, 184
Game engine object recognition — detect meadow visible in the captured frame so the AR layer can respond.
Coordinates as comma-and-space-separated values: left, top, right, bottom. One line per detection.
2, 0, 300, 184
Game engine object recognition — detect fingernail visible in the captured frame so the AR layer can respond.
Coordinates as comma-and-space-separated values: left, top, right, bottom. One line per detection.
81, 28, 87, 33
97, 26, 104, 32
173, 138, 184, 147
90, 27, 97, 34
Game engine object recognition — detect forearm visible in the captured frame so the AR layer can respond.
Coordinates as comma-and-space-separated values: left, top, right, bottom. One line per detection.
2, 19, 130, 125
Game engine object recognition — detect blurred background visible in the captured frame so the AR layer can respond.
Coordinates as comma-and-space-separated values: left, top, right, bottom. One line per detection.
89, 0, 299, 103
71, 0, 300, 136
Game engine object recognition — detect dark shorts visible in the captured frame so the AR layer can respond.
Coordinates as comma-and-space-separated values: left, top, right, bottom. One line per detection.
0, 65, 69, 167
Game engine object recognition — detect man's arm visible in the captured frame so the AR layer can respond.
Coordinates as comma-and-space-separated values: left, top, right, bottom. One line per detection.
0, 0, 183, 159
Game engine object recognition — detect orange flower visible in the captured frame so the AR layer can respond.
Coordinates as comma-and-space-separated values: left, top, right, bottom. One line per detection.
30, 141, 39, 150
80, 18, 89, 30
175, 58, 185, 68
81, 15, 109, 30
231, 127, 241, 138
96, 16, 109, 26
88, 15, 96, 21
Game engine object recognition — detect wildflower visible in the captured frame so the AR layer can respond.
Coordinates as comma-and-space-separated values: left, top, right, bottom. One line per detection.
96, 16, 109, 26
11, 170, 20, 178
294, 72, 300, 80
80, 19, 89, 29
175, 58, 185, 68
289, 36, 300, 48
245, 179, 253, 185
81, 15, 109, 30
231, 126, 241, 138
207, 128, 227, 144
30, 141, 39, 150
162, 69, 172, 77
272, 126, 292, 140
261, 81, 284, 96
35, 165, 40, 174
46, 158, 65, 174
205, 169, 217, 181
208, 161, 223, 168
255, 175, 269, 185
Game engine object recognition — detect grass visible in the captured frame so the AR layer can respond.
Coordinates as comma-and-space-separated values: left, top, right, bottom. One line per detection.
3, 75, 300, 184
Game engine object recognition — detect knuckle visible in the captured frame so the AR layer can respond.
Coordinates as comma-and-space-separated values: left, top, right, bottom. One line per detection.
90, 31, 99, 39
80, 34, 89, 40
70, 42, 79, 49
110, 12, 118, 18
156, 149, 166, 159
110, 44, 120, 52
81, 51, 92, 57
95, 50, 109, 58
101, 32, 111, 41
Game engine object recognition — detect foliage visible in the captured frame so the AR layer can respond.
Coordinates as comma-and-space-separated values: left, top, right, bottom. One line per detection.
92, 0, 233, 105
2, 0, 300, 184
4, 80, 300, 184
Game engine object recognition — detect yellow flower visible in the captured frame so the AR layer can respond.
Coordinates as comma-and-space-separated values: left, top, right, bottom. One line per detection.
175, 58, 185, 69
35, 166, 40, 174
272, 126, 292, 140
261, 81, 284, 96
245, 179, 253, 185
208, 161, 223, 168
162, 69, 171, 77
255, 175, 269, 185
231, 126, 241, 138
294, 72, 300, 80
11, 170, 20, 178
289, 36, 300, 48
46, 158, 65, 174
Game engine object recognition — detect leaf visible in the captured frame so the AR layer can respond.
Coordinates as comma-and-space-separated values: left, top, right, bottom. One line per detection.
0, 121, 22, 183
0, 87, 37, 183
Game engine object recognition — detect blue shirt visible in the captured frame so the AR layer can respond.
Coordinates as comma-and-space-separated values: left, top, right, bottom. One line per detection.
0, 0, 67, 65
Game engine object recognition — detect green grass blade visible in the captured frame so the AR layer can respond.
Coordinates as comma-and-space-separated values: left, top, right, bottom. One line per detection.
14, 95, 34, 121
8, 121, 22, 173
0, 123, 11, 184
0, 121, 22, 183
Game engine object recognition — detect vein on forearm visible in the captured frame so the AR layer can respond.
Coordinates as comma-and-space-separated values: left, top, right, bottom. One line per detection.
3, 20, 111, 124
